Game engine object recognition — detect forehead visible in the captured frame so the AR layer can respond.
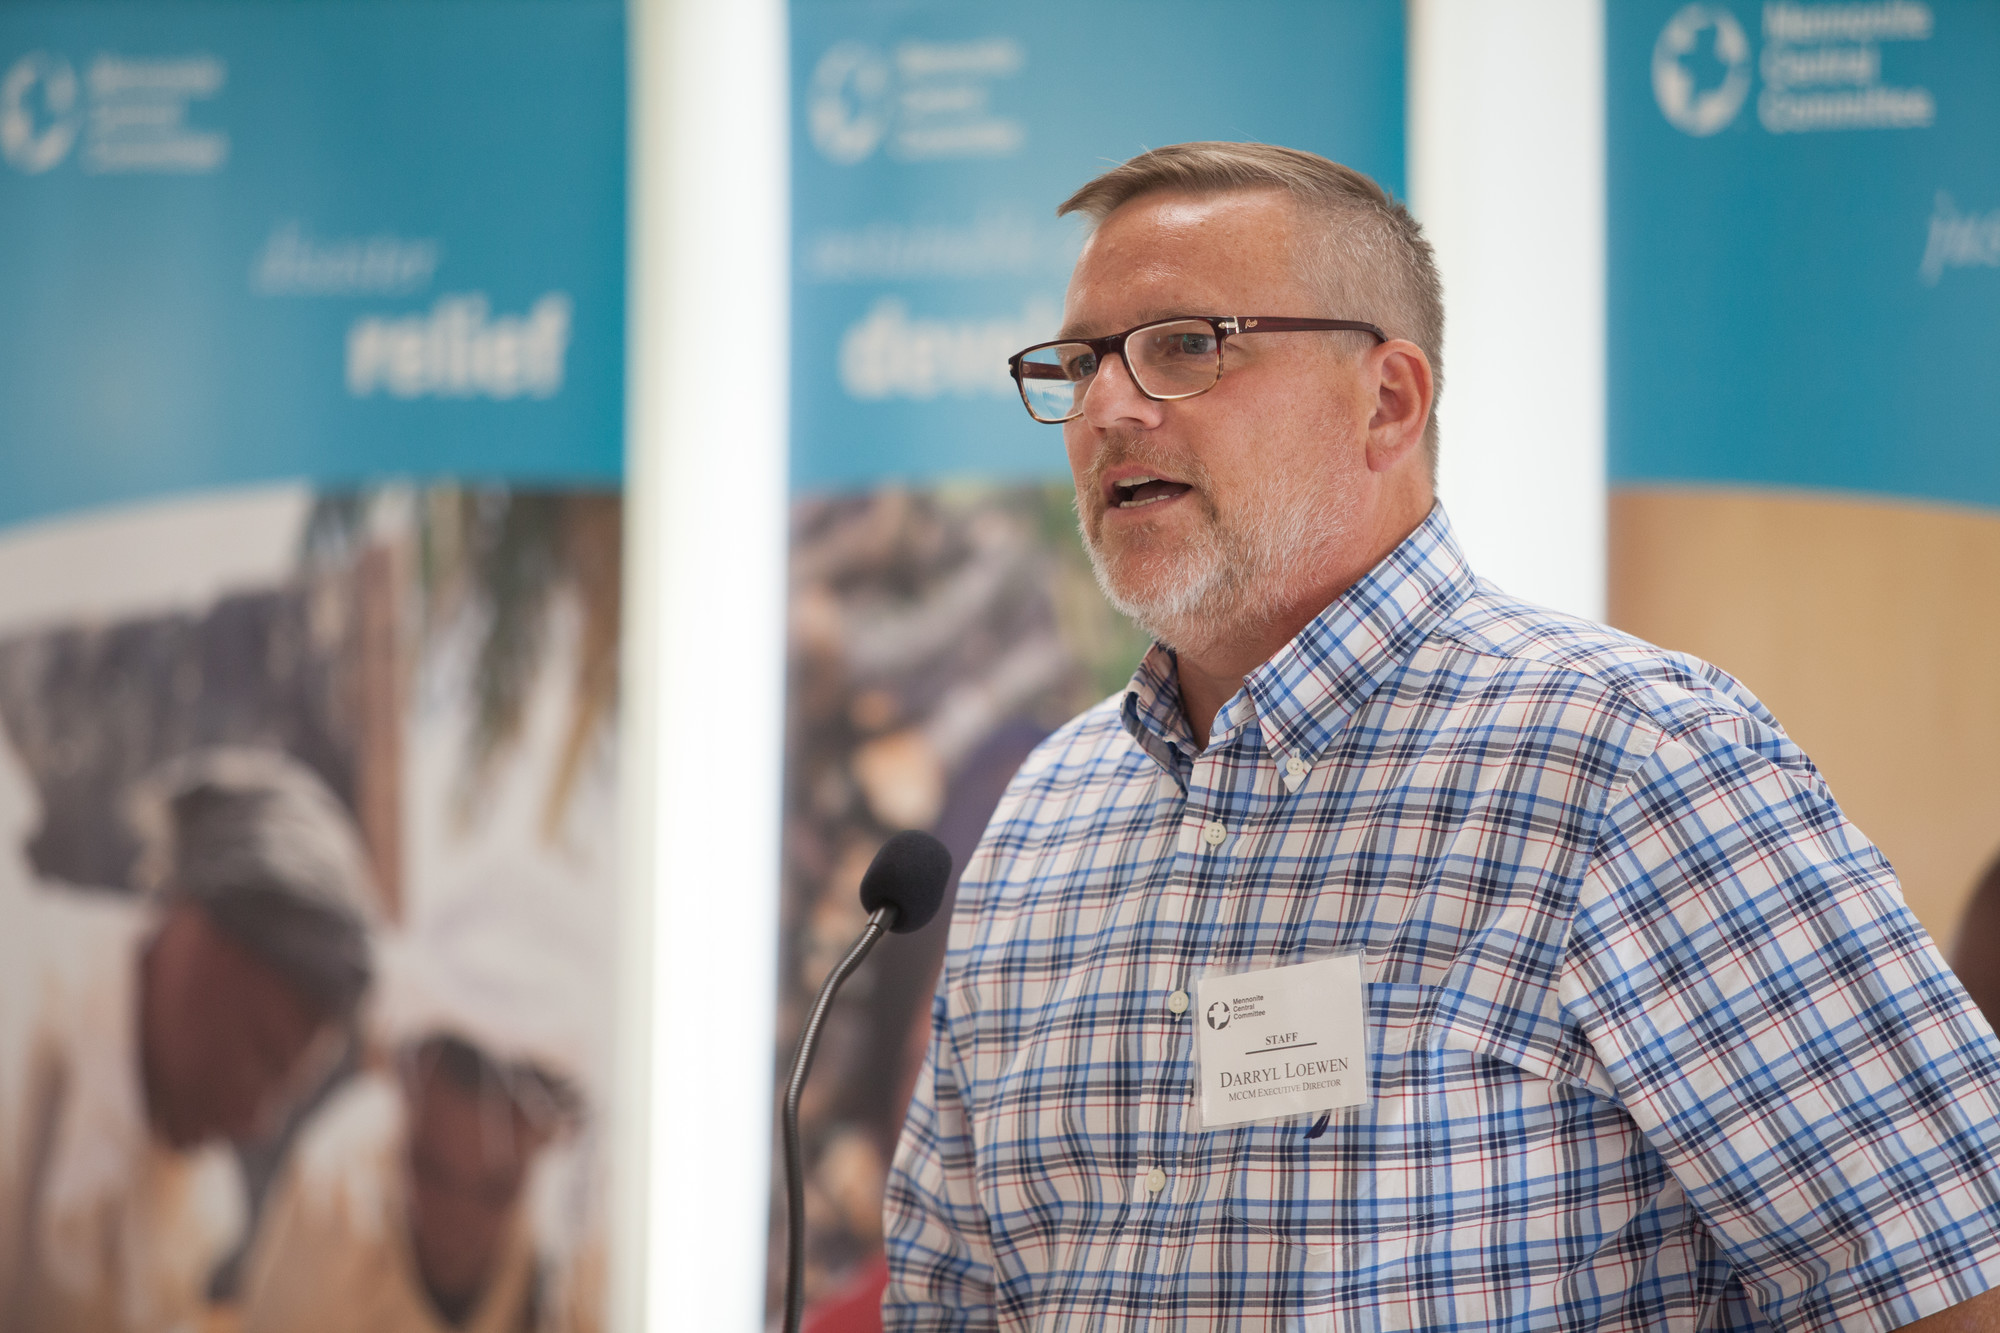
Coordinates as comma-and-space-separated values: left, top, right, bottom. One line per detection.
1063, 189, 1312, 334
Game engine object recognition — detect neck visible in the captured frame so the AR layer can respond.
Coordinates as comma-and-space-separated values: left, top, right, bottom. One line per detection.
1171, 499, 1431, 749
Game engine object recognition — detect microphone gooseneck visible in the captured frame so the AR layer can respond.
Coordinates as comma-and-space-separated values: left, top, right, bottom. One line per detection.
783, 830, 953, 1333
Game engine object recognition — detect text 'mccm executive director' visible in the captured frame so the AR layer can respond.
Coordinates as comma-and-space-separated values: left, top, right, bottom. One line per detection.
879, 142, 2000, 1332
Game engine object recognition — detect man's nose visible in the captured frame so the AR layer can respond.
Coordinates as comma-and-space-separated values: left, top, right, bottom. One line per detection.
1080, 349, 1165, 430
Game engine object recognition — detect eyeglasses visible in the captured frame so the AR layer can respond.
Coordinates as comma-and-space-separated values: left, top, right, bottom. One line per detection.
1006, 315, 1387, 424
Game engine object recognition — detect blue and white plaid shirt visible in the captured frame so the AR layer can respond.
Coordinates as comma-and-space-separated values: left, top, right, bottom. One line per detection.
883, 506, 2000, 1332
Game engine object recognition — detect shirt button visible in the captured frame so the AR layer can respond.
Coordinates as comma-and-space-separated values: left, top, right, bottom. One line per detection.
1166, 989, 1189, 1015
1286, 755, 1308, 778
1145, 1167, 1167, 1193
1201, 819, 1227, 847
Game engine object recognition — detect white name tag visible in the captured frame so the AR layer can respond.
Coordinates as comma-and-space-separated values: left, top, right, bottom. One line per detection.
1195, 954, 1367, 1129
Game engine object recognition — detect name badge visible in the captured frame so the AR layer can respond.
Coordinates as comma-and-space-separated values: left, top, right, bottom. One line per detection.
1195, 954, 1367, 1129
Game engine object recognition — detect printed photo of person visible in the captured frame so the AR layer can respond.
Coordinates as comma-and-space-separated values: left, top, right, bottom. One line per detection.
241, 858, 599, 1333
0, 741, 376, 1333
0, 482, 621, 1333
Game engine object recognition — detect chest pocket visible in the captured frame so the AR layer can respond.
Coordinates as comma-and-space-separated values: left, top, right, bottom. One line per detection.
1222, 982, 1437, 1244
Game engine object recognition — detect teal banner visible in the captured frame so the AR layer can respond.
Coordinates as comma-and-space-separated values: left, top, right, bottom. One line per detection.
776, 4, 1408, 1323
789, 0, 1407, 493
0, 0, 626, 528
1608, 1, 2000, 508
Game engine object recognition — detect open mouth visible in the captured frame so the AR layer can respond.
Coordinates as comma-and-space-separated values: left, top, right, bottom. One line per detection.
1110, 476, 1193, 510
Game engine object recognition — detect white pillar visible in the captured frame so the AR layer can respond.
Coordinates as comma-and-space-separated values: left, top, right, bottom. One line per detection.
1410, 0, 1607, 620
614, 0, 790, 1328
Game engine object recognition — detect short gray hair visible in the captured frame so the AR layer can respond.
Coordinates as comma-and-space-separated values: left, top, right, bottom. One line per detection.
1059, 142, 1444, 464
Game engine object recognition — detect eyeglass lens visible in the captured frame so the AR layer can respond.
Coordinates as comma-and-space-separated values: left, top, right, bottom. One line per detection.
1015, 318, 1222, 422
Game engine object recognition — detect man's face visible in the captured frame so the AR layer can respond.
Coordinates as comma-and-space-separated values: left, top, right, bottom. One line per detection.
139, 903, 330, 1148
1061, 189, 1373, 650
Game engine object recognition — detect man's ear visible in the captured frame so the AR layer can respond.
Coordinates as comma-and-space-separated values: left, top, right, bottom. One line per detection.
1363, 339, 1434, 473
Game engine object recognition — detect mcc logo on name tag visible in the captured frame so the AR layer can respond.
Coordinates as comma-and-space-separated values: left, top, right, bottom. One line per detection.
1195, 954, 1368, 1129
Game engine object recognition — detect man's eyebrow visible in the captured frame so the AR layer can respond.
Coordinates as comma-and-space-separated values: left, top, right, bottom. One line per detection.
1056, 310, 1204, 340
1055, 317, 1108, 340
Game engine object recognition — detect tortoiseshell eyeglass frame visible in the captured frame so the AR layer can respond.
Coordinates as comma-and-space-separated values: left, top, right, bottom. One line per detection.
1006, 315, 1389, 423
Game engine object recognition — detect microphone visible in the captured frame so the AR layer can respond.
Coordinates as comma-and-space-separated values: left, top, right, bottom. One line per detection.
855, 829, 952, 934
783, 831, 952, 1333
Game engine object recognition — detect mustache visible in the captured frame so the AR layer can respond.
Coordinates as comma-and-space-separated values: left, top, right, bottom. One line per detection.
1079, 436, 1214, 503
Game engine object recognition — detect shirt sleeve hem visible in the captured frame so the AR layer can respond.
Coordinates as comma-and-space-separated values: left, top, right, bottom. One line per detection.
1789, 1230, 2000, 1333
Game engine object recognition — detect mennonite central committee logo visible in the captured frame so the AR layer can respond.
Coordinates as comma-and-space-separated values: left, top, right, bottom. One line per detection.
1, 52, 80, 173
806, 36, 1025, 166
808, 42, 894, 165
1653, 4, 1751, 136
1206, 1001, 1231, 1031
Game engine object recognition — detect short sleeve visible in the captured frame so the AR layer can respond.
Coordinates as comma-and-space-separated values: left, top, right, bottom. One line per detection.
1564, 724, 2000, 1333
882, 987, 998, 1332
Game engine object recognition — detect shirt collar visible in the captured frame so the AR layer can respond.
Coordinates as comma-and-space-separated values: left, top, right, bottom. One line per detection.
1122, 640, 1198, 778
1121, 503, 1476, 773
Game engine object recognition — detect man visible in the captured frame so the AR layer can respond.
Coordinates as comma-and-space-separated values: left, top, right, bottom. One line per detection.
241, 859, 598, 1333
0, 743, 375, 1332
882, 142, 2000, 1331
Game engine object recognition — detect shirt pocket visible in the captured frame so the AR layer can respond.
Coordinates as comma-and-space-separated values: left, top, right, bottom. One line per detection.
1369, 982, 1632, 1295
1222, 982, 1438, 1244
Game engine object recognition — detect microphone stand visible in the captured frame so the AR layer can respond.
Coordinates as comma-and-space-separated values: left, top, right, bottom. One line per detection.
782, 903, 896, 1333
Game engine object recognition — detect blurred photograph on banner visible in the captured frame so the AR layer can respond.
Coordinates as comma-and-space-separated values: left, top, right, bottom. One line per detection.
780, 482, 1146, 1323
0, 2, 624, 1329
1606, 2, 2000, 1003
778, 1, 1406, 1324
0, 484, 619, 1333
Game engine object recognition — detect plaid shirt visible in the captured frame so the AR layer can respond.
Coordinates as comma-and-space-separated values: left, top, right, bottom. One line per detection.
883, 506, 2000, 1332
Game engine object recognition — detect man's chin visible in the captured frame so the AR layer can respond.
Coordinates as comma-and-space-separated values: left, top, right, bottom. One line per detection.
1082, 520, 1249, 649
1094, 566, 1220, 645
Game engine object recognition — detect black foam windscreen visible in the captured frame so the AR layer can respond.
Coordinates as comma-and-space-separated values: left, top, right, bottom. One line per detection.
857, 830, 953, 934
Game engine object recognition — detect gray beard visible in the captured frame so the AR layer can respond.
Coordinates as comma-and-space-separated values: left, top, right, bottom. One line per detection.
1078, 468, 1355, 659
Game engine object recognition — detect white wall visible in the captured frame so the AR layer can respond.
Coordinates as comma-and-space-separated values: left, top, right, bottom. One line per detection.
1410, 0, 1606, 620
